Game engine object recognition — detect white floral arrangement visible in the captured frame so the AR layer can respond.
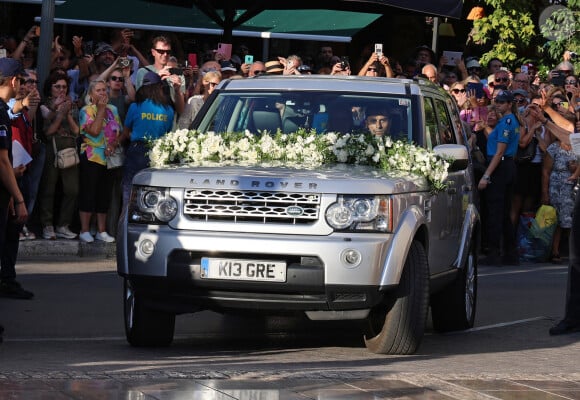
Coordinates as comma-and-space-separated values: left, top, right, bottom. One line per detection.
148, 128, 450, 192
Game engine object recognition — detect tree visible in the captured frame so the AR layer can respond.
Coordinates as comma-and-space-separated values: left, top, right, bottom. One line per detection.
540, 0, 579, 67
469, 0, 537, 67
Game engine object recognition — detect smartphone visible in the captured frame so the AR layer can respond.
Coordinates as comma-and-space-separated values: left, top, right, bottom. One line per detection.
374, 43, 383, 58
187, 53, 197, 67
551, 70, 565, 87
467, 82, 485, 99
217, 43, 232, 60
168, 67, 183, 75
244, 54, 254, 65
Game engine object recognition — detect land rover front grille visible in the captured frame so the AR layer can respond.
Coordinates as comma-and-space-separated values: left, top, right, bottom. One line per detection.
183, 189, 321, 224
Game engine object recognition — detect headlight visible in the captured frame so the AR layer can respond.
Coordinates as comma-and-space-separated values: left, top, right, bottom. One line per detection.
130, 186, 178, 224
326, 195, 392, 232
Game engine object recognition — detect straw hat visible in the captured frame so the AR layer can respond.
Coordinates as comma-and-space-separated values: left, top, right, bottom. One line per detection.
265, 60, 284, 74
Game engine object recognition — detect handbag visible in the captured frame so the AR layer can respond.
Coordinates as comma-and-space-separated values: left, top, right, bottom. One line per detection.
52, 137, 79, 169
106, 146, 125, 169
515, 137, 537, 163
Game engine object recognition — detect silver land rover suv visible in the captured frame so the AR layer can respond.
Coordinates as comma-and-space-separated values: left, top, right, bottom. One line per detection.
117, 75, 480, 354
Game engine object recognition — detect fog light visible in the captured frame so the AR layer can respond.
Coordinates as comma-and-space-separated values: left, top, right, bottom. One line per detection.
139, 239, 155, 256
341, 249, 362, 268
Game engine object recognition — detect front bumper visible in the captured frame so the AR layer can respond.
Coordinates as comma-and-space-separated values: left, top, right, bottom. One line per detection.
118, 225, 396, 313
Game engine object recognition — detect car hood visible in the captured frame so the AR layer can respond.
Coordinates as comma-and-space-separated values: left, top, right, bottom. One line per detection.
133, 163, 429, 194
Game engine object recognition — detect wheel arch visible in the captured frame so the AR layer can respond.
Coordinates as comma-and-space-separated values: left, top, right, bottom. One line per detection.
378, 205, 428, 289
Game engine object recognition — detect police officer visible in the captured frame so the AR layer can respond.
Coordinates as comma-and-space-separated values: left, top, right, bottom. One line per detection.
478, 90, 522, 265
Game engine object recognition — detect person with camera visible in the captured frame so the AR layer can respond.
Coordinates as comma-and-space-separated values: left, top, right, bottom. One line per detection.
96, 58, 136, 122
134, 36, 185, 116
563, 74, 579, 113
330, 57, 351, 76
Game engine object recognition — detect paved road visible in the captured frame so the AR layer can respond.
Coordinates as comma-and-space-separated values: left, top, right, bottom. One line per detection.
0, 257, 579, 399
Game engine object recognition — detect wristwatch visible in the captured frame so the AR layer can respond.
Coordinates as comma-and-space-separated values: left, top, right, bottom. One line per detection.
482, 174, 491, 182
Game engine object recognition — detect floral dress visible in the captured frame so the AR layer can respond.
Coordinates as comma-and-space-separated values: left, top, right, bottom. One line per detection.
547, 142, 576, 228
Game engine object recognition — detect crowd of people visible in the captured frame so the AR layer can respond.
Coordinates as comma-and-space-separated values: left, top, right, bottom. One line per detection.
1, 25, 580, 335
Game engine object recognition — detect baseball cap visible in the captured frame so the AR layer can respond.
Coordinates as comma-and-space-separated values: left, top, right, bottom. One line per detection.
466, 59, 481, 69
512, 89, 529, 98
495, 90, 514, 102
219, 61, 237, 72
0, 58, 25, 78
142, 71, 162, 86
94, 43, 117, 56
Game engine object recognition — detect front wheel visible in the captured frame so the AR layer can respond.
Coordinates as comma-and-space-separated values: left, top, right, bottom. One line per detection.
124, 279, 175, 347
431, 241, 477, 332
364, 241, 429, 354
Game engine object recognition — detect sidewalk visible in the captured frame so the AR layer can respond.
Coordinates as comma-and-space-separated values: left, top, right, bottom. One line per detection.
18, 238, 116, 259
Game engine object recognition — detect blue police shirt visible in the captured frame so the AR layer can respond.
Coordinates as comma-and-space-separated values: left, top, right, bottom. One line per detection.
486, 113, 520, 158
124, 99, 175, 142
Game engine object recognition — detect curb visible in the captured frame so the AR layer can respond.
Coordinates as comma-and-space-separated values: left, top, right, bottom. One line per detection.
18, 239, 116, 259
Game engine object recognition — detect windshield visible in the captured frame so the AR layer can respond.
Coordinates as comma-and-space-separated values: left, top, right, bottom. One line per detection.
195, 91, 413, 141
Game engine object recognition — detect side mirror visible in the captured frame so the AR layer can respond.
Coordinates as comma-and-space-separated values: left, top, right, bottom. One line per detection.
433, 144, 469, 171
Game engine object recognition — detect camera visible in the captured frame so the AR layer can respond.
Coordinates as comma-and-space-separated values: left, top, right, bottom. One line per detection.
118, 57, 132, 68
168, 67, 183, 75
340, 56, 350, 70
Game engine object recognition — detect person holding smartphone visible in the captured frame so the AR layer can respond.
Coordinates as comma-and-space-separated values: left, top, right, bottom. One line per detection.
358, 49, 393, 78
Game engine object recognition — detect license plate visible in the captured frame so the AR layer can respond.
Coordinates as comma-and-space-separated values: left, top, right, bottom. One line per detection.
201, 258, 287, 282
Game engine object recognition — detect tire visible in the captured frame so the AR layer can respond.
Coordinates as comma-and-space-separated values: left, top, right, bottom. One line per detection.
431, 241, 477, 332
124, 279, 175, 347
364, 241, 429, 355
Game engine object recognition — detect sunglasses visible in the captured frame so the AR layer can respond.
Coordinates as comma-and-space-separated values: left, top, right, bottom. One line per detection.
52, 84, 67, 90
25, 79, 38, 85
252, 70, 266, 75
495, 77, 509, 82
110, 76, 124, 82
154, 48, 171, 55
367, 68, 378, 72
17, 77, 26, 85
565, 80, 577, 85
451, 88, 466, 94
552, 102, 562, 109
514, 98, 527, 104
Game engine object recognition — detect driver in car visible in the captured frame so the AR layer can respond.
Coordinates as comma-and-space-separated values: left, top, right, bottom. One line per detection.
365, 106, 390, 137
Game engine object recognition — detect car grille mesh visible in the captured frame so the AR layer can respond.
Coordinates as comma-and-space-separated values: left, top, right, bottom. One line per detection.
183, 189, 321, 224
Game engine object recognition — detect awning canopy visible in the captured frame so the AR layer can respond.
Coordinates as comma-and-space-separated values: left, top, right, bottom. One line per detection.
48, 0, 383, 43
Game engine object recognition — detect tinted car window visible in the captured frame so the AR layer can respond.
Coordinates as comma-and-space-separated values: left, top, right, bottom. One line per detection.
196, 91, 413, 141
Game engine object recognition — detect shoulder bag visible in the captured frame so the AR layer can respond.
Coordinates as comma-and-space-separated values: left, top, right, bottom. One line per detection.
515, 136, 537, 163
106, 146, 125, 169
53, 136, 80, 169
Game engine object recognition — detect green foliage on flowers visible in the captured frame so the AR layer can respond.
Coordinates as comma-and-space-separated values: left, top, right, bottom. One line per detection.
148, 129, 450, 192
